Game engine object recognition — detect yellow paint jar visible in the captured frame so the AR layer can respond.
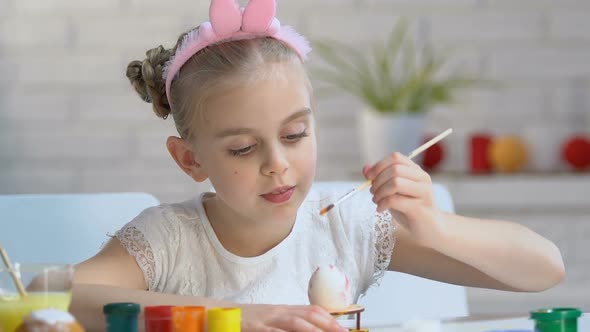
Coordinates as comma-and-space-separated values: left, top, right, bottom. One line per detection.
207, 308, 241, 332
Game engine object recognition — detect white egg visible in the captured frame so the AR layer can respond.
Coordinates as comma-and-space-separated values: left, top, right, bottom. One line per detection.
307, 264, 351, 311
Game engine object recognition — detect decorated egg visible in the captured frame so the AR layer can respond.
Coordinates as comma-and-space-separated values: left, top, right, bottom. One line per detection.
308, 265, 351, 311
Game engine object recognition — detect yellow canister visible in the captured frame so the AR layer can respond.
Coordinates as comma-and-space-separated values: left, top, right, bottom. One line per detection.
207, 308, 241, 332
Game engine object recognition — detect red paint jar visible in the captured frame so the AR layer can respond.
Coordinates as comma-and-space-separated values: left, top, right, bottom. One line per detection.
145, 305, 173, 332
470, 134, 492, 174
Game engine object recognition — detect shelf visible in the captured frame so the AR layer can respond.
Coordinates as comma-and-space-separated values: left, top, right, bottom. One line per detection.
432, 173, 590, 211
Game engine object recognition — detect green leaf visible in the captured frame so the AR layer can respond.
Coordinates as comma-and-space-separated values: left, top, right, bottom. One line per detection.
311, 19, 487, 113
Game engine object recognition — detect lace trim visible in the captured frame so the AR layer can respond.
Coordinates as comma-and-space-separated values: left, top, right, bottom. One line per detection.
371, 210, 396, 285
115, 226, 156, 289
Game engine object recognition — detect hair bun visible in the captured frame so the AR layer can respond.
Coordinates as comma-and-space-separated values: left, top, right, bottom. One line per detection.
126, 46, 173, 119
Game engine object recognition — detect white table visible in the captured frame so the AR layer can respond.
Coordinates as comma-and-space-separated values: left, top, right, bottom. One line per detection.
340, 313, 588, 331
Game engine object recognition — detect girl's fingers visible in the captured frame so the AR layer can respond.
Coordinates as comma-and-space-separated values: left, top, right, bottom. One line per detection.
365, 152, 414, 180
269, 316, 319, 331
376, 193, 416, 214
370, 164, 425, 193
243, 305, 345, 332
372, 179, 431, 213
263, 328, 284, 332
244, 322, 286, 332
296, 305, 333, 319
372, 177, 429, 203
362, 165, 371, 179
270, 310, 345, 332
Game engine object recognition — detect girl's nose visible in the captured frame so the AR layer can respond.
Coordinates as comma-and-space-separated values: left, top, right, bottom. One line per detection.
261, 146, 289, 176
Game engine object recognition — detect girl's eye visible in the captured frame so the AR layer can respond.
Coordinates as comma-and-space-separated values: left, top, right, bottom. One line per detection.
229, 145, 254, 157
227, 130, 308, 156
284, 130, 309, 141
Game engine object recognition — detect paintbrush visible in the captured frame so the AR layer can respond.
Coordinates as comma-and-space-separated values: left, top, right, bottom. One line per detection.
319, 128, 453, 216
0, 242, 27, 297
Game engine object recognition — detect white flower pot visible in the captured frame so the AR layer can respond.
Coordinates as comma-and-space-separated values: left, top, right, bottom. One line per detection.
358, 109, 426, 165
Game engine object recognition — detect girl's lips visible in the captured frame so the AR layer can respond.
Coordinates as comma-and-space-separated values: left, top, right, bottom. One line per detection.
261, 186, 295, 203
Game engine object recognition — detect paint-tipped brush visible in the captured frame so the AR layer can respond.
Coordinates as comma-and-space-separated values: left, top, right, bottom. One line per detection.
319, 128, 453, 216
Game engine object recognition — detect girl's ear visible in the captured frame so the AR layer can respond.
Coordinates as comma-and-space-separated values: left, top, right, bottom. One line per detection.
166, 136, 209, 182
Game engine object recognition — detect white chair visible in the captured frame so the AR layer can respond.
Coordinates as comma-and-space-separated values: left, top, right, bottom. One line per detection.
0, 193, 160, 265
312, 182, 469, 323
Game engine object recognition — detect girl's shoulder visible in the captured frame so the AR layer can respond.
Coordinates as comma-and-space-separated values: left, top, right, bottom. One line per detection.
123, 196, 204, 236
115, 196, 207, 292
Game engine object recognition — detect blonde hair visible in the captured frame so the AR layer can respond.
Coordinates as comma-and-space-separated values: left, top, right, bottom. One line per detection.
126, 27, 309, 139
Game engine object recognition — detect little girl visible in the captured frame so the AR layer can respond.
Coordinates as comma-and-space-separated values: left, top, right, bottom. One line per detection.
72, 0, 565, 331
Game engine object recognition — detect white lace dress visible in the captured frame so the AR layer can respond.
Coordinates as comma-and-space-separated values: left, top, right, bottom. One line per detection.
115, 186, 395, 305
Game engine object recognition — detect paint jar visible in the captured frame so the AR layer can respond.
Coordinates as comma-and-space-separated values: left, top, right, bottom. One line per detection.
530, 308, 582, 332
208, 308, 241, 332
145, 305, 173, 332
470, 133, 492, 174
172, 306, 205, 332
103, 302, 140, 332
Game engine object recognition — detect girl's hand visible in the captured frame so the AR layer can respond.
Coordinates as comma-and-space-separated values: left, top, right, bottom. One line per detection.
363, 152, 444, 246
241, 304, 348, 332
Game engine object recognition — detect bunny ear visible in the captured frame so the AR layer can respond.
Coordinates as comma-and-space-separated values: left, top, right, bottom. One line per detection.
209, 0, 242, 36
198, 22, 216, 42
241, 0, 277, 33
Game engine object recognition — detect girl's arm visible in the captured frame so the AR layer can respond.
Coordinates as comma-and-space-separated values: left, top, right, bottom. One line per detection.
74, 238, 149, 290
389, 213, 565, 292
363, 152, 565, 293
73, 239, 347, 332
72, 238, 227, 330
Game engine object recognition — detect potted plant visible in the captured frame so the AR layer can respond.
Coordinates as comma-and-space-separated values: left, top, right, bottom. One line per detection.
312, 19, 479, 164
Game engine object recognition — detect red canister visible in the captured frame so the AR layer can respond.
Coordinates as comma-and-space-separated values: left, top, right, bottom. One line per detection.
145, 306, 173, 332
470, 134, 492, 174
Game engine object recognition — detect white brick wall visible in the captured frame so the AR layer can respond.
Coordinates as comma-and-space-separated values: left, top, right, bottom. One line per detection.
0, 126, 130, 159
13, 0, 121, 12
2, 92, 71, 119
489, 48, 590, 80
551, 12, 590, 40
0, 167, 75, 193
74, 15, 189, 50
0, 16, 68, 47
428, 12, 546, 43
486, 0, 590, 11
1, 0, 589, 315
365, 0, 483, 12
16, 55, 124, 85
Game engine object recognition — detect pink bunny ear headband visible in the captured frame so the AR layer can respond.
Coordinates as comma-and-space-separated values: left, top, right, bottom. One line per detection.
163, 0, 312, 108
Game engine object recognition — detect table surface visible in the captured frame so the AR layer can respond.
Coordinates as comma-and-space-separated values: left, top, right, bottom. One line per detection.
340, 313, 588, 331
